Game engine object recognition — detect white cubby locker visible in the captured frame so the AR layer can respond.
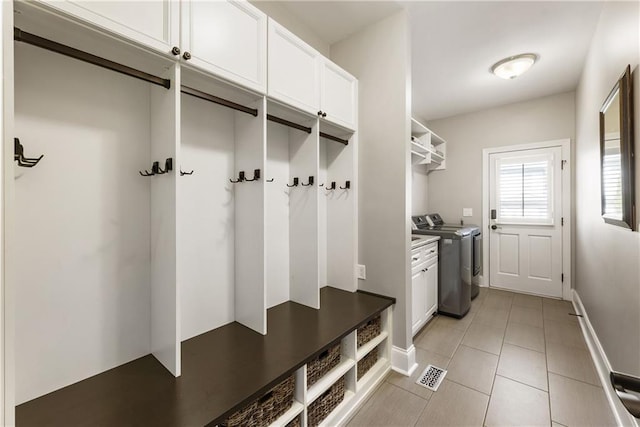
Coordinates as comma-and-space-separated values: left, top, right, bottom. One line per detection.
319, 121, 357, 293
265, 102, 320, 310
178, 68, 267, 339
11, 39, 180, 405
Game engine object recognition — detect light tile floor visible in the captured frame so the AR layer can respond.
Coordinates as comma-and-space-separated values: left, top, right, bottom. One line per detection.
347, 288, 616, 427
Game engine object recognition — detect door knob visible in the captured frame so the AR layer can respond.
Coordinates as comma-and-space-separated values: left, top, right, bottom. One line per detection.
491, 224, 498, 230
183, 51, 192, 60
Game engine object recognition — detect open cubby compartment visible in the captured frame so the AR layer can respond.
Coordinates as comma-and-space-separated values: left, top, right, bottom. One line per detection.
266, 101, 320, 310
307, 332, 356, 403
11, 26, 180, 408
179, 68, 267, 338
319, 121, 357, 292
355, 308, 391, 390
304, 332, 356, 427
271, 366, 306, 427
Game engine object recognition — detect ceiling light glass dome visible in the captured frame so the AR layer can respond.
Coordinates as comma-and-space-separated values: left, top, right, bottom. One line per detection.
491, 53, 538, 80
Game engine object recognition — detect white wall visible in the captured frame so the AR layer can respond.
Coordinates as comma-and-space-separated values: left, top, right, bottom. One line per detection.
14, 44, 152, 403
249, 1, 330, 57
427, 91, 576, 229
331, 10, 413, 350
574, 1, 640, 376
412, 168, 429, 215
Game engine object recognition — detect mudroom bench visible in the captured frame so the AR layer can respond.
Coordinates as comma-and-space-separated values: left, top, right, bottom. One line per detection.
16, 287, 394, 427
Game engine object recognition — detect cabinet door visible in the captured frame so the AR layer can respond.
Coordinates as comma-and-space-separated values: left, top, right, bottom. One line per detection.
411, 267, 428, 335
181, 0, 267, 93
268, 18, 320, 115
320, 59, 357, 130
426, 259, 438, 315
37, 0, 179, 55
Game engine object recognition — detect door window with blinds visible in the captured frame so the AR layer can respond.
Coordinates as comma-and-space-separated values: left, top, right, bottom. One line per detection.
602, 134, 622, 219
496, 153, 555, 225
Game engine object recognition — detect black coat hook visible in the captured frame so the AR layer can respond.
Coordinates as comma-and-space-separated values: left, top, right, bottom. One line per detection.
325, 181, 336, 190
267, 178, 274, 182
301, 176, 314, 186
140, 161, 159, 177
155, 158, 173, 175
245, 169, 261, 182
180, 169, 194, 176
286, 177, 299, 187
230, 171, 245, 183
14, 138, 44, 168
339, 180, 351, 190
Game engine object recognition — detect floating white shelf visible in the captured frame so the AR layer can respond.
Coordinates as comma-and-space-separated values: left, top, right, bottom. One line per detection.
270, 400, 304, 427
356, 331, 388, 361
410, 140, 428, 153
307, 357, 355, 404
411, 118, 429, 135
410, 117, 447, 172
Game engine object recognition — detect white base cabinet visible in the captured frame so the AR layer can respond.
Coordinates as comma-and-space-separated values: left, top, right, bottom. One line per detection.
411, 240, 439, 336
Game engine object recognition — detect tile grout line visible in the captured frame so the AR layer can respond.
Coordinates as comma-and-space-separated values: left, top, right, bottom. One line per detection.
445, 377, 492, 397
547, 370, 606, 389
482, 299, 511, 427
494, 373, 549, 394
544, 307, 554, 427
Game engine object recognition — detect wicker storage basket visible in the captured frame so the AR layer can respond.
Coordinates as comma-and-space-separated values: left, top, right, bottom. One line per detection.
222, 375, 295, 427
357, 315, 381, 348
357, 349, 379, 380
307, 376, 346, 426
307, 343, 341, 387
285, 415, 301, 427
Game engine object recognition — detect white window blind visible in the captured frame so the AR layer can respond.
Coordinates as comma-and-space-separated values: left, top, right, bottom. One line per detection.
497, 155, 553, 224
602, 139, 622, 219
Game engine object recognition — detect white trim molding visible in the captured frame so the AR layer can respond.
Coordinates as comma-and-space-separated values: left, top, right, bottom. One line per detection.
391, 345, 418, 376
482, 139, 572, 300
572, 290, 639, 427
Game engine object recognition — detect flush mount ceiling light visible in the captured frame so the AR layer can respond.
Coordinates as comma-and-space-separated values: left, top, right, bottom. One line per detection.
491, 53, 538, 80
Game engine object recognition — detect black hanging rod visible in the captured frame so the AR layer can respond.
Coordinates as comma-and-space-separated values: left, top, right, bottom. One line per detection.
14, 28, 171, 89
320, 132, 349, 145
267, 115, 312, 134
265, 115, 349, 145
181, 85, 258, 117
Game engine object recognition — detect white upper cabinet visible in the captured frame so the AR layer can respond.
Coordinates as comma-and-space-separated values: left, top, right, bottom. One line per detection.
181, 0, 267, 93
268, 18, 321, 116
36, 0, 180, 55
320, 59, 357, 130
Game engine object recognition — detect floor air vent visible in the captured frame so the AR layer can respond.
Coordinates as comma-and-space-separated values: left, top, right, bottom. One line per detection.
416, 365, 447, 391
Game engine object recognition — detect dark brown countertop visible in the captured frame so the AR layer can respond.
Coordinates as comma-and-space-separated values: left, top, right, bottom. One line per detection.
16, 287, 394, 427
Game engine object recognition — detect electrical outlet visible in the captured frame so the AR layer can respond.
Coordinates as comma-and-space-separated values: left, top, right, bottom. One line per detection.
357, 264, 366, 280
463, 208, 473, 217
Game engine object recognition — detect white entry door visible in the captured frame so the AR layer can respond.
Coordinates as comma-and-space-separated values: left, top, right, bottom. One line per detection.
489, 147, 563, 297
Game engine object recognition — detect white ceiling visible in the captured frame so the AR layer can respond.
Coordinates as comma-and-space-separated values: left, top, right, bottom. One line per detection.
409, 1, 603, 121
275, 1, 603, 122
268, 1, 402, 45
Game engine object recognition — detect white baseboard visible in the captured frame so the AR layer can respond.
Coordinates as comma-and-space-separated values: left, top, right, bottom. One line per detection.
391, 345, 418, 376
572, 290, 638, 427
479, 275, 488, 287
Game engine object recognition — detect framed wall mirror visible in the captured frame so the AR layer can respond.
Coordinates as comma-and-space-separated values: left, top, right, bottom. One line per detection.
600, 65, 635, 230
